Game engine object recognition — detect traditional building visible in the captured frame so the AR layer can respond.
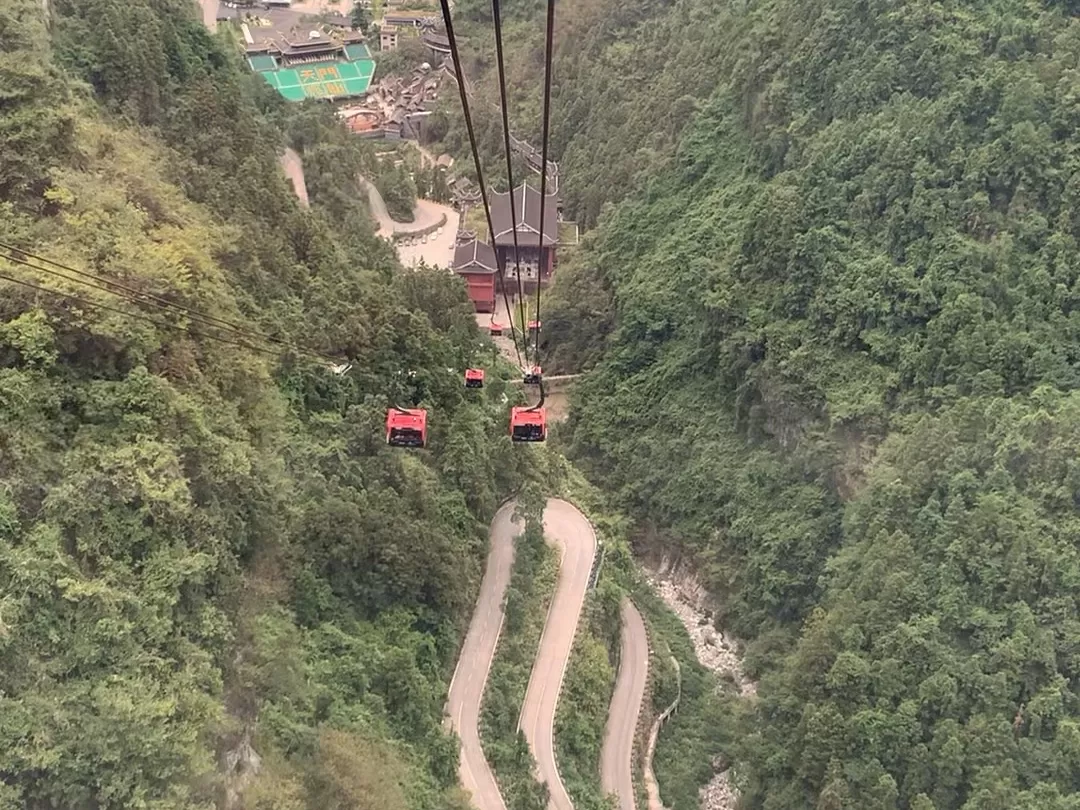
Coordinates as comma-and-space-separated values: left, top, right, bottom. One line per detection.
452, 236, 498, 313
489, 182, 559, 291
382, 12, 439, 28
240, 11, 375, 102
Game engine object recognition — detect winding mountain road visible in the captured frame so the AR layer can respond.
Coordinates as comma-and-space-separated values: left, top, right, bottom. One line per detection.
447, 502, 518, 810
600, 600, 650, 810
359, 176, 452, 238
519, 500, 599, 810
359, 176, 459, 268
449, 499, 614, 810
448, 499, 653, 810
193, 14, 649, 806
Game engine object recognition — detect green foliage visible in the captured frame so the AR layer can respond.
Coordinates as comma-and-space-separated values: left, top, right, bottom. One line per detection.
554, 464, 733, 810
479, 493, 554, 810
415, 165, 453, 204
741, 391, 1080, 809
0, 0, 536, 806
548, 0, 1080, 807
0, 1, 76, 202
377, 163, 420, 222
445, 0, 738, 227
350, 4, 371, 30
376, 37, 432, 79
553, 588, 618, 810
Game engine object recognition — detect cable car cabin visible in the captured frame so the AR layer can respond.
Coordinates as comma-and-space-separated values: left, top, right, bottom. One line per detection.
523, 366, 542, 385
386, 408, 428, 448
528, 320, 542, 333
489, 322, 505, 337
465, 368, 485, 389
510, 406, 547, 442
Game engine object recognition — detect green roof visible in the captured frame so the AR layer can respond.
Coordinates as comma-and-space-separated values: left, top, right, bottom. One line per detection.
343, 42, 372, 60
258, 58, 376, 101
247, 54, 278, 72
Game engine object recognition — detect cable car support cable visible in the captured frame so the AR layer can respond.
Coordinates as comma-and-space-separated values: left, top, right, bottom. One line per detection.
436, 0, 525, 371
491, 0, 531, 369
528, 0, 556, 414
0, 242, 341, 364
0, 269, 329, 363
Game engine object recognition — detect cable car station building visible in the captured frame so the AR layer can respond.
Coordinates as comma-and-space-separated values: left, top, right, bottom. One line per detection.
489, 182, 560, 292
452, 236, 498, 313
452, 181, 576, 313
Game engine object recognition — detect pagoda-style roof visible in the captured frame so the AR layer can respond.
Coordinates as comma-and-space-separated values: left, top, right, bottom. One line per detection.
489, 182, 558, 248
453, 238, 498, 274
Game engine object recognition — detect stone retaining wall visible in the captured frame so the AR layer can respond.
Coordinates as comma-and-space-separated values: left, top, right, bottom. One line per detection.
631, 607, 658, 810
389, 212, 448, 243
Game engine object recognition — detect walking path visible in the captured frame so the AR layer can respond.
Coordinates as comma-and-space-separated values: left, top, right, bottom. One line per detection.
648, 565, 756, 810
643, 658, 680, 810
198, 0, 218, 30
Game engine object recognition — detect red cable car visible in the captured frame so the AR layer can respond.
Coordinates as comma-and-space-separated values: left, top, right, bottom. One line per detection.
465, 368, 485, 389
489, 321, 505, 337
528, 319, 542, 333
523, 366, 542, 385
386, 408, 427, 448
510, 406, 547, 442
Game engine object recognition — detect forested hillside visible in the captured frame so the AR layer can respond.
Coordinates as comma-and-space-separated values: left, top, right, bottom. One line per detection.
550, 0, 1080, 807
0, 1, 535, 807
442, 0, 736, 227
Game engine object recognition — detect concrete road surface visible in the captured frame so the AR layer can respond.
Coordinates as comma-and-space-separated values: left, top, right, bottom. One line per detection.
519, 500, 599, 810
396, 202, 460, 270
600, 600, 649, 810
446, 502, 519, 810
280, 148, 309, 208
360, 177, 446, 238
360, 177, 460, 269
198, 0, 218, 30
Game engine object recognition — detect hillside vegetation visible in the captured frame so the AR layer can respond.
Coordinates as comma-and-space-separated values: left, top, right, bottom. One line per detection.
440, 0, 733, 227
0, 1, 536, 807
549, 0, 1080, 808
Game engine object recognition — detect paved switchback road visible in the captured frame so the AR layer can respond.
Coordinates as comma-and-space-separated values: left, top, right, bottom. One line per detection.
447, 502, 519, 810
519, 500, 599, 810
600, 600, 649, 810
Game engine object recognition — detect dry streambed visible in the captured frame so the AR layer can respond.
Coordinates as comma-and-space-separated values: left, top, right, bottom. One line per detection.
647, 561, 756, 810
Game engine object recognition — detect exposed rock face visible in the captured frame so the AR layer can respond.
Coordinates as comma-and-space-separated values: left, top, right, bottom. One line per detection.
222, 729, 262, 810
647, 558, 756, 810
648, 559, 754, 698
699, 766, 739, 810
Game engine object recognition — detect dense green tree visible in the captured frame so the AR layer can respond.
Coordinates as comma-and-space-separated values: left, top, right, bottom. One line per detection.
540, 0, 1080, 807
0, 0, 534, 807
350, 4, 371, 31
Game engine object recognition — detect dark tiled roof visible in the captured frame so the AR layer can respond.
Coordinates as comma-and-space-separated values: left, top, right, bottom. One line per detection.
453, 238, 498, 273
489, 183, 558, 247
422, 32, 451, 51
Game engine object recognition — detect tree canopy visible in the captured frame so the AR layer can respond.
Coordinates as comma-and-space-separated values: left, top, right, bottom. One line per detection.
541, 0, 1080, 807
0, 0, 539, 806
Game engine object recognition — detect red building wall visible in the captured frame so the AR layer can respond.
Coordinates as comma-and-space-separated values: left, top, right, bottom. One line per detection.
461, 272, 496, 312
